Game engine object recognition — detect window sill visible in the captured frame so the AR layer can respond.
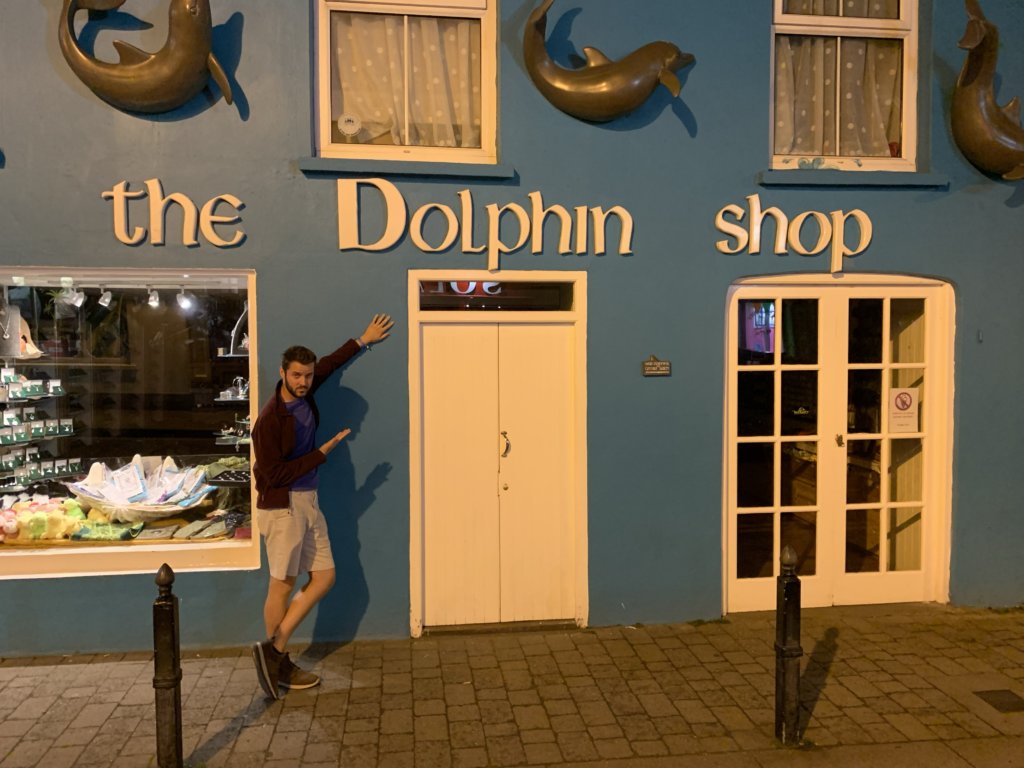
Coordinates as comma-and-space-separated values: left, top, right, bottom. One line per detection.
758, 169, 949, 188
298, 157, 517, 179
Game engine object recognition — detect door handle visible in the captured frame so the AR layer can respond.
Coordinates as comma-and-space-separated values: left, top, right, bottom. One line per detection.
501, 431, 511, 457
835, 434, 845, 447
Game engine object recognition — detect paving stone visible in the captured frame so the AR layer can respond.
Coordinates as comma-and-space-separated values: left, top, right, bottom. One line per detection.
484, 734, 526, 766
415, 714, 449, 741
449, 719, 485, 749
523, 740, 563, 764
450, 746, 488, 768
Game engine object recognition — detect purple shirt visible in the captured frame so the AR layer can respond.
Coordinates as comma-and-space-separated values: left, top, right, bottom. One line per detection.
285, 397, 319, 491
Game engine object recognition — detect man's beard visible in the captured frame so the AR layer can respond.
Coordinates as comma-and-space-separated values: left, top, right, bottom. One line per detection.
284, 381, 308, 399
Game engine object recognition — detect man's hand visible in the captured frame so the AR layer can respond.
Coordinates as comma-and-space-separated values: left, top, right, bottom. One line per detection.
319, 428, 351, 456
358, 314, 395, 347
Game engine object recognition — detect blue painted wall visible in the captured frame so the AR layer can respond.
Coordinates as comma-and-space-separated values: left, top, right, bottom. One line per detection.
0, 0, 1022, 655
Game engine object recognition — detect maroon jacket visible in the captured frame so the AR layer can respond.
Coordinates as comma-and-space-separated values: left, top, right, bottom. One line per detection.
252, 339, 363, 509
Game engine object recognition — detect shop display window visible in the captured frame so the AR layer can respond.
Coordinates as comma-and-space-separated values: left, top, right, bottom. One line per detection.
0, 268, 258, 578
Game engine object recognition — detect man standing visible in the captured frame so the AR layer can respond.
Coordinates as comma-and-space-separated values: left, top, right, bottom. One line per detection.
251, 313, 394, 699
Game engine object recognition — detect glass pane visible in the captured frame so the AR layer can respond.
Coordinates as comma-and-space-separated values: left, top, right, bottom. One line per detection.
781, 299, 818, 364
889, 439, 922, 502
845, 509, 880, 572
848, 299, 882, 363
737, 513, 774, 579
738, 372, 774, 436
848, 370, 881, 433
782, 442, 817, 506
330, 12, 482, 149
888, 507, 922, 571
782, 371, 817, 435
839, 38, 903, 157
737, 443, 774, 507
774, 36, 838, 156
739, 300, 775, 365
419, 281, 573, 311
783, 0, 898, 18
407, 16, 482, 148
781, 512, 816, 576
891, 368, 924, 429
331, 12, 404, 146
891, 299, 925, 363
847, 439, 880, 503
783, 0, 839, 14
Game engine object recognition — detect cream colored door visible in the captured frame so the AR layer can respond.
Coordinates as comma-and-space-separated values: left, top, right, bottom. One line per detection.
422, 322, 576, 626
725, 277, 953, 613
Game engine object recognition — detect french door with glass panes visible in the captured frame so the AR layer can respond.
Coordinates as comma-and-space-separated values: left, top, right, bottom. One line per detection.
725, 277, 953, 612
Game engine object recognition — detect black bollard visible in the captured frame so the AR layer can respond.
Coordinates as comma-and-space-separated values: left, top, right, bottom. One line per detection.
774, 545, 803, 745
153, 563, 183, 768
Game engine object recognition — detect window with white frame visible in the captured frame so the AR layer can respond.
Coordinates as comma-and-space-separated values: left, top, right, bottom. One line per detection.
771, 0, 918, 171
316, 0, 497, 164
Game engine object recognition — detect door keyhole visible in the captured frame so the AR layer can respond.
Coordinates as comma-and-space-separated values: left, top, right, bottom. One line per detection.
835, 434, 845, 447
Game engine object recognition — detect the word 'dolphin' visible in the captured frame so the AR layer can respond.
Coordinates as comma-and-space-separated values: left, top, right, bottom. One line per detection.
337, 178, 634, 271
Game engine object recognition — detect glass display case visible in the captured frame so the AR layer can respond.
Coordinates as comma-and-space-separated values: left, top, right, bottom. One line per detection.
0, 267, 258, 578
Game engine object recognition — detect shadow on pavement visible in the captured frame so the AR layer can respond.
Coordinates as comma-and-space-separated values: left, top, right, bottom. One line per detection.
800, 626, 839, 737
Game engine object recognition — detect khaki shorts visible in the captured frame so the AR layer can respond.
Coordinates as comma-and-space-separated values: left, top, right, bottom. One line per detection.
257, 490, 335, 581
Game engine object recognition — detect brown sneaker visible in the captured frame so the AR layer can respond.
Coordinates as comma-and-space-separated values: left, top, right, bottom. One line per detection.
278, 653, 320, 690
252, 638, 282, 700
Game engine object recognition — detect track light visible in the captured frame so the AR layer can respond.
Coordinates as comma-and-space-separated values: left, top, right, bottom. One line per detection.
176, 288, 196, 310
58, 287, 85, 307
98, 288, 113, 308
147, 288, 160, 308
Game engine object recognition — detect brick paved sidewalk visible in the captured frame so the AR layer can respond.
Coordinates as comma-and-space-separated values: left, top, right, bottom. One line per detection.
0, 603, 1022, 767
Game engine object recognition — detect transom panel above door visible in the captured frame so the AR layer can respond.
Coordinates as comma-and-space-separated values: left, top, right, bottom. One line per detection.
723, 275, 954, 613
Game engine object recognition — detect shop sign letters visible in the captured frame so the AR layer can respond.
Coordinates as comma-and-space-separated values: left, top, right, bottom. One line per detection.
102, 179, 245, 247
714, 194, 872, 274
337, 178, 634, 271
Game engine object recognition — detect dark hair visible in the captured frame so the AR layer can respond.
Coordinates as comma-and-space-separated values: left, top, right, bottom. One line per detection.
281, 345, 316, 370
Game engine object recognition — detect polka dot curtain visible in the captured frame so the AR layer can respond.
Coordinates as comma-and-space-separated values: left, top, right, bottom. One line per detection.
331, 12, 482, 149
775, 0, 902, 158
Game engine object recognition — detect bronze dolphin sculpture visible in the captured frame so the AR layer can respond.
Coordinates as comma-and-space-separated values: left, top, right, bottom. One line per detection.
59, 0, 233, 114
523, 0, 694, 123
951, 0, 1024, 180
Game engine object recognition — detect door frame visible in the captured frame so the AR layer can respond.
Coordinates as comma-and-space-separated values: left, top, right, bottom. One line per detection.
721, 273, 955, 613
408, 269, 589, 637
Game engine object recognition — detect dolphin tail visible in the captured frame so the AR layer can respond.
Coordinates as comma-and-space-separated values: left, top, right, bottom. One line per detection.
1003, 163, 1024, 181
527, 0, 556, 32
209, 53, 234, 105
958, 18, 987, 50
76, 0, 130, 10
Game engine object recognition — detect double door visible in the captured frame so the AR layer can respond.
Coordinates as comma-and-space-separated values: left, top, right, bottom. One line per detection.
725, 278, 953, 612
421, 322, 577, 627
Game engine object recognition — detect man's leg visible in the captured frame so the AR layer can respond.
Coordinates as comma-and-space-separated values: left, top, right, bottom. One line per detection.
264, 575, 297, 646
268, 567, 336, 650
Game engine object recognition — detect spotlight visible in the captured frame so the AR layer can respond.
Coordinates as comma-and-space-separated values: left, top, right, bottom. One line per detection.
98, 288, 113, 308
147, 288, 160, 308
176, 288, 196, 310
59, 287, 85, 307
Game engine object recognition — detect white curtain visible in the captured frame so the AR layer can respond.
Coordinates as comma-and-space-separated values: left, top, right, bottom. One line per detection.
775, 0, 902, 158
332, 12, 481, 148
